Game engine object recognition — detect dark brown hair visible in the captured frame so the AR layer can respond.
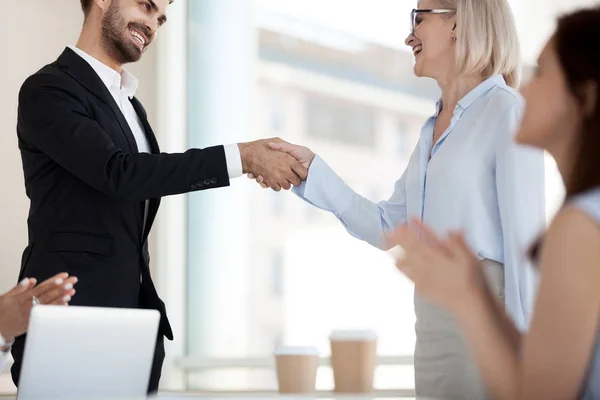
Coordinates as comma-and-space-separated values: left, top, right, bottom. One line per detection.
80, 0, 93, 15
81, 0, 174, 16
530, 7, 600, 260
555, 8, 600, 196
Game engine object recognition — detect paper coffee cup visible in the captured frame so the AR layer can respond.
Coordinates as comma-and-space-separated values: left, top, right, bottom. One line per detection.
274, 346, 320, 394
329, 330, 378, 393
329, 329, 378, 341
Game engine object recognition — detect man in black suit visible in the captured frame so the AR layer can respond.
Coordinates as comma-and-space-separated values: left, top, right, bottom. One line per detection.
11, 0, 306, 392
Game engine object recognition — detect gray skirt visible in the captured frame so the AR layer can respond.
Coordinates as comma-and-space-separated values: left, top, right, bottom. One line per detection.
413, 259, 504, 400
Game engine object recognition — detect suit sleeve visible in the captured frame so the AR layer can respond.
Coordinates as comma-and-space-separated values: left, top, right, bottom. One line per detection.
17, 73, 230, 201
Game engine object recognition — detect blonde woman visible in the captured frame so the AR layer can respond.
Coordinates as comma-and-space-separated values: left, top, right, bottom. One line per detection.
249, 0, 546, 398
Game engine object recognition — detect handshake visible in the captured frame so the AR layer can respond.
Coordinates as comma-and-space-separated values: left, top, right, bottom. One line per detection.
238, 138, 315, 191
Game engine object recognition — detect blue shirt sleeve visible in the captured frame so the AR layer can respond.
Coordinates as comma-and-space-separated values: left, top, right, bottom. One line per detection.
495, 105, 546, 330
293, 154, 409, 250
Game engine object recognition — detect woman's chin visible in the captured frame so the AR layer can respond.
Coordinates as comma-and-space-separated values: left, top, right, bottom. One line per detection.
413, 62, 425, 78
513, 132, 526, 146
514, 129, 542, 150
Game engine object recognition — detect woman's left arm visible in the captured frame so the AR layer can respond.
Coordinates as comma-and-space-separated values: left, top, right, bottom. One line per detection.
517, 208, 600, 399
495, 104, 547, 330
452, 208, 600, 400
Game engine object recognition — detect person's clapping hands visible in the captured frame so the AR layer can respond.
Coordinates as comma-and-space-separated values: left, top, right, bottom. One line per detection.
0, 273, 78, 342
386, 219, 485, 315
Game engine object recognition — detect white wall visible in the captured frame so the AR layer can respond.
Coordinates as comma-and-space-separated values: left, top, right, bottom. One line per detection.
0, 1, 158, 293
515, 0, 600, 65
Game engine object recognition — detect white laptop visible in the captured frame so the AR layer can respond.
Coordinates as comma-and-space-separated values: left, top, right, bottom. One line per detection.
17, 305, 160, 400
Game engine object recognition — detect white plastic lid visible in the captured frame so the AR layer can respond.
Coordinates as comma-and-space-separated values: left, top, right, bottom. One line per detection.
329, 329, 378, 341
273, 346, 320, 356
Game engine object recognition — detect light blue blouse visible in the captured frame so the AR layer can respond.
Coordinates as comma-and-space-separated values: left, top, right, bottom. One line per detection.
292, 75, 547, 330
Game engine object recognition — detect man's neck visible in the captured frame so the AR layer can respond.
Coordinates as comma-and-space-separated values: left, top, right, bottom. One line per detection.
76, 24, 122, 72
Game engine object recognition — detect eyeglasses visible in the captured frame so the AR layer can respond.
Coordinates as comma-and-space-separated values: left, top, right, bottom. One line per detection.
410, 9, 455, 35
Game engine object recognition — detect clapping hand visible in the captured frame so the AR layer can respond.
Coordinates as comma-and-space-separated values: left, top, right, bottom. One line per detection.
0, 273, 78, 341
386, 218, 485, 314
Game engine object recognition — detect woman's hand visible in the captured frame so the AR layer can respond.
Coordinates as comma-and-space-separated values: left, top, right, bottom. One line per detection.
248, 141, 315, 188
388, 218, 486, 315
0, 273, 78, 341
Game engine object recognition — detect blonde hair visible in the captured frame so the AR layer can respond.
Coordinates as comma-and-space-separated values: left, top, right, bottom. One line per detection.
438, 0, 522, 88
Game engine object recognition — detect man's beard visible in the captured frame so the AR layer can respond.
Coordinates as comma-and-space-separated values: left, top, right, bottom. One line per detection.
101, 0, 147, 65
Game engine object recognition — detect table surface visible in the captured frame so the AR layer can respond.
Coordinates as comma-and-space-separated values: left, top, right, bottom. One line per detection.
0, 393, 434, 400
0, 394, 422, 400
0, 398, 424, 400
155, 395, 424, 399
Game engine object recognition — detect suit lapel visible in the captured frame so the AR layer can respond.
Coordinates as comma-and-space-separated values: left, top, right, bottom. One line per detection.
130, 97, 162, 242
57, 47, 139, 154
130, 97, 160, 153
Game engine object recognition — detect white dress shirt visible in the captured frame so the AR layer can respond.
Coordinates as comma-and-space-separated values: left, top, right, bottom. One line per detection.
293, 75, 546, 330
0, 331, 12, 375
67, 46, 243, 213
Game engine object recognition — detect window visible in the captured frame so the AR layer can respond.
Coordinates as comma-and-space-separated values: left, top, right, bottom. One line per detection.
267, 88, 284, 133
366, 186, 380, 202
303, 201, 321, 221
395, 120, 408, 156
269, 190, 285, 216
305, 94, 375, 148
270, 249, 284, 297
184, 5, 419, 390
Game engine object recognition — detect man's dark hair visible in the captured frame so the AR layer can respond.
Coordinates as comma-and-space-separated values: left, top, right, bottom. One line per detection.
80, 0, 174, 16
80, 0, 93, 15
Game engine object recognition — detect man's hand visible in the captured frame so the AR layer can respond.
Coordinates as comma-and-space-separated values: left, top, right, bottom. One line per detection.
238, 138, 308, 191
0, 273, 78, 341
247, 141, 315, 189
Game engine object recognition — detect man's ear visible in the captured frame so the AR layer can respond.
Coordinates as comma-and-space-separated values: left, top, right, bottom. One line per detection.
94, 0, 111, 13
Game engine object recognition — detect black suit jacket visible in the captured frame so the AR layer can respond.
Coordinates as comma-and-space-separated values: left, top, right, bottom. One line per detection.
11, 47, 229, 381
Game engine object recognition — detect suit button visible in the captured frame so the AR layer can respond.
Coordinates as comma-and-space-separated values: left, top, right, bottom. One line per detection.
204, 178, 211, 185
191, 183, 198, 189
198, 181, 204, 188
211, 178, 218, 184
